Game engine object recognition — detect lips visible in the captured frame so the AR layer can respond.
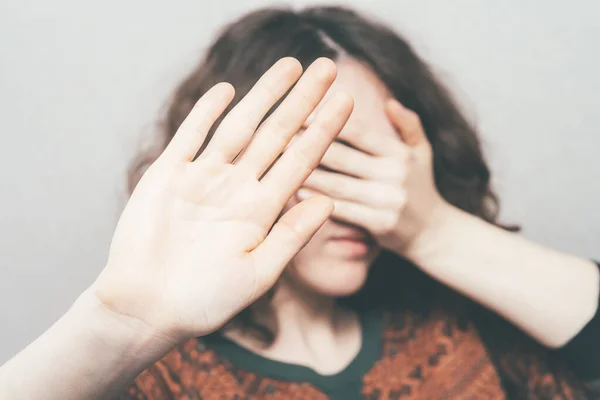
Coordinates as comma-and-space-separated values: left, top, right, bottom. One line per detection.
329, 227, 374, 245
330, 233, 367, 241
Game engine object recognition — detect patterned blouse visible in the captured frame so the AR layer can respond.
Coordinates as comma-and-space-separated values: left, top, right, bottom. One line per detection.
120, 301, 600, 400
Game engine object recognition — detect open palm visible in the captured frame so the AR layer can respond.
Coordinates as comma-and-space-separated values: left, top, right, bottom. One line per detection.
92, 58, 353, 343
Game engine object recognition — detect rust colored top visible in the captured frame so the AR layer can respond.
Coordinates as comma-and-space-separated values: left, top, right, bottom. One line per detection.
120, 305, 596, 400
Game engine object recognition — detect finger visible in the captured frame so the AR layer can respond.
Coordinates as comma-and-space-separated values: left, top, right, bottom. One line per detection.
330, 198, 387, 230
261, 92, 354, 205
337, 127, 407, 157
295, 189, 393, 233
163, 83, 235, 161
320, 141, 382, 179
235, 58, 337, 178
302, 170, 405, 208
202, 58, 303, 163
249, 195, 333, 294
385, 99, 428, 148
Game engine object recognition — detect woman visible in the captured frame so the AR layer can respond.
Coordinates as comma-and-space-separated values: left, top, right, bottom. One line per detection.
1, 5, 599, 400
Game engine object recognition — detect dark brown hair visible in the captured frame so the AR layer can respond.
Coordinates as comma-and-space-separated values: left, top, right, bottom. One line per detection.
132, 6, 499, 222
130, 5, 506, 314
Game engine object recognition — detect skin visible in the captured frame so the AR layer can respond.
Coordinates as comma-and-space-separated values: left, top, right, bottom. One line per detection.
289, 57, 598, 353
225, 57, 599, 376
0, 56, 597, 399
0, 57, 354, 400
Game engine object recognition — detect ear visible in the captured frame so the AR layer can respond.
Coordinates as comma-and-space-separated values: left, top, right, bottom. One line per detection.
385, 99, 429, 148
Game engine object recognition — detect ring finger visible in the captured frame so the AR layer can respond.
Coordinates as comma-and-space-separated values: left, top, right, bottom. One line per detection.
303, 170, 405, 208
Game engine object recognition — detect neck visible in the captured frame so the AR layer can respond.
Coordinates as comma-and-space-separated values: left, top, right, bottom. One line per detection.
228, 273, 362, 375
270, 275, 340, 344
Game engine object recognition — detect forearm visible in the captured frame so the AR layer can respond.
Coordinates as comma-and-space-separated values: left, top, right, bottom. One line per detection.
406, 205, 600, 348
0, 288, 173, 400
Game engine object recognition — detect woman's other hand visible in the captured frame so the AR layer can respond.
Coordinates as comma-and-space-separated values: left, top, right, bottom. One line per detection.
299, 99, 449, 257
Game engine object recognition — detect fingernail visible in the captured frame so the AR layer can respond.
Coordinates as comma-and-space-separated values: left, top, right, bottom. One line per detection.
296, 189, 313, 200
389, 98, 405, 112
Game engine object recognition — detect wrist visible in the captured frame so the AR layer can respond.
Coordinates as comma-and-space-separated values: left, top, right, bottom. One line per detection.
0, 286, 177, 400
403, 201, 465, 265
71, 286, 176, 366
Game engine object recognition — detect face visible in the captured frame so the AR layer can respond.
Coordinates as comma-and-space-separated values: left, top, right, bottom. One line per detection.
281, 57, 401, 297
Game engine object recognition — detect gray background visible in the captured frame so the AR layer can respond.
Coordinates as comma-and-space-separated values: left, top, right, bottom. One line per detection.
1, 0, 598, 363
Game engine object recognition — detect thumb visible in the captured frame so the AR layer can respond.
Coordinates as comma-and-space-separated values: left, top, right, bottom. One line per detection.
248, 195, 333, 296
385, 99, 429, 148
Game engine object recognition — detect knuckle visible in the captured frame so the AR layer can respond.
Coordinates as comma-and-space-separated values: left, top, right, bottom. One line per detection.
405, 109, 421, 127
405, 150, 418, 165
321, 151, 337, 169
339, 128, 362, 144
378, 159, 406, 182
389, 188, 407, 208
263, 81, 282, 103
279, 217, 303, 241
291, 91, 315, 116
289, 147, 316, 175
261, 185, 279, 203
375, 214, 397, 234
267, 115, 292, 136
220, 119, 245, 136
367, 183, 388, 203
332, 179, 347, 196
350, 130, 366, 143
325, 150, 344, 169
193, 117, 212, 136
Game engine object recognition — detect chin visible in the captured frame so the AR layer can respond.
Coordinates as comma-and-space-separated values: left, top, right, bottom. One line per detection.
289, 257, 374, 298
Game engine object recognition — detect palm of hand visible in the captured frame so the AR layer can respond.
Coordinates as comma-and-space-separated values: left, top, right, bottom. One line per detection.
91, 58, 353, 342
102, 159, 274, 340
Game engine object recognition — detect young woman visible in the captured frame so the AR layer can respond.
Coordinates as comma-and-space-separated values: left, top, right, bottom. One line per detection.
1, 5, 599, 400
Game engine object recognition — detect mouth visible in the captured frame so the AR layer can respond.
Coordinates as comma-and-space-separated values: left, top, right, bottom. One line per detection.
330, 234, 369, 242
328, 227, 376, 256
329, 226, 373, 242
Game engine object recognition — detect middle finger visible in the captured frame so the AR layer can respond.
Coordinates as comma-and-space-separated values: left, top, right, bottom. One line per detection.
303, 170, 406, 208
235, 58, 338, 178
202, 58, 303, 163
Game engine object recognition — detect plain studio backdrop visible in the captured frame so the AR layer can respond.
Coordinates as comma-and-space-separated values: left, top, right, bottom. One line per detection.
0, 0, 599, 363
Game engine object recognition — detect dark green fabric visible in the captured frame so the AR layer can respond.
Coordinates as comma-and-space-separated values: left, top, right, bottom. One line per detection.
204, 309, 383, 399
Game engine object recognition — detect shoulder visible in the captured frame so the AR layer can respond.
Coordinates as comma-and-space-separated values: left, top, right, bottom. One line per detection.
364, 306, 507, 399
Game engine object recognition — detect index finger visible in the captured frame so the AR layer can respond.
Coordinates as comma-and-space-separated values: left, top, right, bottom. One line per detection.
336, 117, 407, 157
162, 82, 235, 161
385, 99, 429, 148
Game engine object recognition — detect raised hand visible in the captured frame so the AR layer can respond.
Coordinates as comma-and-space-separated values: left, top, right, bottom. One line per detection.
298, 99, 447, 255
92, 58, 353, 343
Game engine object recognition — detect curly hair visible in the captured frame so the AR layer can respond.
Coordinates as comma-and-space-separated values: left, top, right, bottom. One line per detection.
131, 7, 501, 222
130, 3, 510, 315
129, 3, 510, 326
